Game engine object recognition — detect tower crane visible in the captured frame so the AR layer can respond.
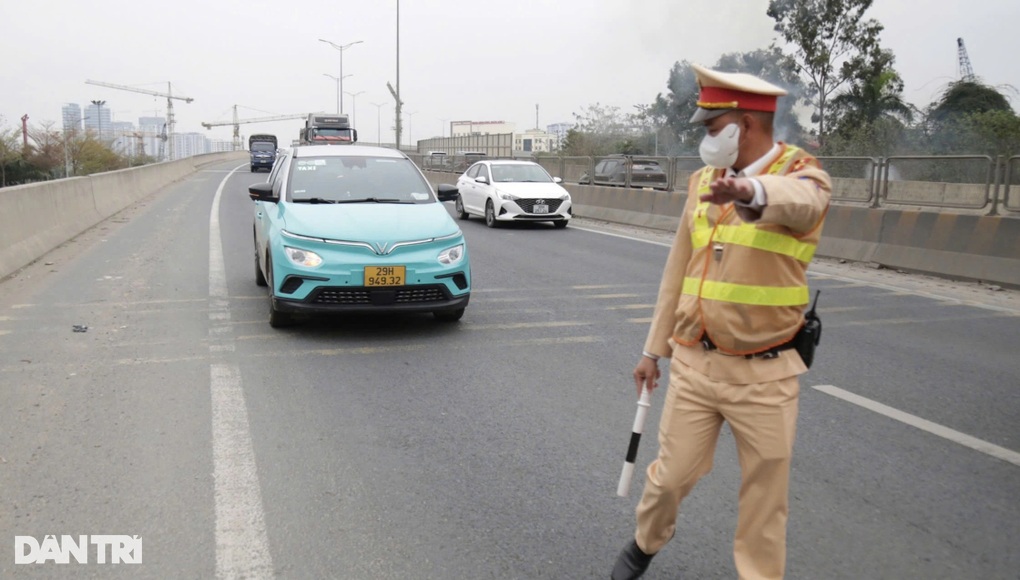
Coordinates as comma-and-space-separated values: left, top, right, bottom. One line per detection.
201, 105, 307, 150
84, 79, 193, 160
957, 38, 976, 82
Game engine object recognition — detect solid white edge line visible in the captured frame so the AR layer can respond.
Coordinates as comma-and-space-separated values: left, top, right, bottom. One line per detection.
210, 164, 275, 579
813, 384, 1020, 468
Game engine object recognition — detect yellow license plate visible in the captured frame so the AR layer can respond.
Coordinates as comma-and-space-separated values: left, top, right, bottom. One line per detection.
365, 265, 405, 287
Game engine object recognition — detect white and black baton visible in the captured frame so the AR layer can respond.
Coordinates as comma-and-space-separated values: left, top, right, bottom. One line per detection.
616, 387, 652, 497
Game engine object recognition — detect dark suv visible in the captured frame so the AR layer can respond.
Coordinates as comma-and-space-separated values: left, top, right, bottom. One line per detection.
579, 155, 669, 190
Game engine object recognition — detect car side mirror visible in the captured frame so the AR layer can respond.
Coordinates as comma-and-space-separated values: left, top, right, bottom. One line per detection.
436, 184, 459, 202
474, 176, 489, 185
248, 182, 276, 202
553, 176, 562, 183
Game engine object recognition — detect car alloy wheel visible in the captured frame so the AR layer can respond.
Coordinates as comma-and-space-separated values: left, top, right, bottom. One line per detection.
455, 194, 469, 220
485, 200, 498, 228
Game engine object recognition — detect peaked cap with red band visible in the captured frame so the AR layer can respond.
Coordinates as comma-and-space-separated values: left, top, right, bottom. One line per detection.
690, 63, 788, 123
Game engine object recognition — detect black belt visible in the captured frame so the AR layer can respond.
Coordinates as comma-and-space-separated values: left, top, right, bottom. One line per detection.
699, 334, 796, 360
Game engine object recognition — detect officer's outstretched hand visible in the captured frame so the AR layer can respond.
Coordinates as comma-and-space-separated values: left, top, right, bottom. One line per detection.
702, 176, 755, 205
633, 356, 661, 397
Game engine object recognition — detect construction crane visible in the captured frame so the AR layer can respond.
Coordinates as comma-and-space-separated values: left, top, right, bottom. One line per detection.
84, 79, 193, 160
201, 105, 307, 150
957, 38, 976, 82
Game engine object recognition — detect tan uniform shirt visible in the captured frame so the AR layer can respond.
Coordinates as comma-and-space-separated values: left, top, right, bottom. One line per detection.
643, 144, 832, 384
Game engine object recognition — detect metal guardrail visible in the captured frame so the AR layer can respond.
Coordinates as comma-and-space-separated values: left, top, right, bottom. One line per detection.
880, 155, 994, 211
816, 157, 880, 206
1000, 156, 1020, 214
412, 153, 1016, 215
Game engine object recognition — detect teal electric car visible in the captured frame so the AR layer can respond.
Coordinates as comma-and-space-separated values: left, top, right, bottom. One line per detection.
249, 145, 470, 327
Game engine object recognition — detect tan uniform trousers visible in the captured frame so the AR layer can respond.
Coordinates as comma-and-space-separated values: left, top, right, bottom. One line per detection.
634, 352, 800, 580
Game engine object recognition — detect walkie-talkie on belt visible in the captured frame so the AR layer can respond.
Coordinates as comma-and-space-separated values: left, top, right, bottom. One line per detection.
794, 290, 822, 368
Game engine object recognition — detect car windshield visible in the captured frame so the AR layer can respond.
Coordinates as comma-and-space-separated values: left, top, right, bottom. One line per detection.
251, 142, 275, 151
490, 164, 553, 183
288, 156, 434, 204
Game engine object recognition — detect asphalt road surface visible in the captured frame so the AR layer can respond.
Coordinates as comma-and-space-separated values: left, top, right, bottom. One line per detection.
1, 159, 1018, 579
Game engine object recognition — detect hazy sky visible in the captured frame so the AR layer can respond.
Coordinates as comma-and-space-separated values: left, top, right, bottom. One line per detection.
2, 0, 1016, 147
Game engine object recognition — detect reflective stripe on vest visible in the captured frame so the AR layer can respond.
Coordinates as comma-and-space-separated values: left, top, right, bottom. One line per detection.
682, 277, 809, 306
690, 145, 816, 263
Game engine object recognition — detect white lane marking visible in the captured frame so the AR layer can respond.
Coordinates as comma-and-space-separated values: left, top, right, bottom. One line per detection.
813, 384, 1020, 468
209, 164, 274, 579
570, 225, 672, 248
210, 363, 274, 578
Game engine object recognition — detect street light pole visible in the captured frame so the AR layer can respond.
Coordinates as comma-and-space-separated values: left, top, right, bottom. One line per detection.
344, 91, 364, 128
371, 102, 386, 146
90, 99, 106, 142
319, 38, 363, 115
323, 74, 340, 114
406, 110, 418, 149
395, 0, 401, 149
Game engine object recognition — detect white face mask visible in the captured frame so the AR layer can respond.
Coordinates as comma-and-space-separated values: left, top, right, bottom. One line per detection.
699, 123, 741, 169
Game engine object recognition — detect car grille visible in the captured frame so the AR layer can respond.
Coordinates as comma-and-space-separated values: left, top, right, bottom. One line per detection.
516, 199, 563, 213
310, 285, 449, 306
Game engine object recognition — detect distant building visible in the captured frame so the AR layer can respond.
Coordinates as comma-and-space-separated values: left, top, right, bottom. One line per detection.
137, 117, 166, 160
83, 102, 113, 140
451, 120, 516, 137
546, 122, 573, 150
513, 128, 556, 154
61, 103, 82, 133
209, 139, 234, 153
172, 132, 211, 159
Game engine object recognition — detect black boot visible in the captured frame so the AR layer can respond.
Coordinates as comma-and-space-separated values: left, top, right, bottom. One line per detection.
610, 540, 655, 580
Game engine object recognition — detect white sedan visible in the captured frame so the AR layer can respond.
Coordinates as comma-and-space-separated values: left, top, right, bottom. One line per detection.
454, 160, 572, 229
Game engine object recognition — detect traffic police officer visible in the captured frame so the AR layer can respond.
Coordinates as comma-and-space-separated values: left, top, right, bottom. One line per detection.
611, 64, 832, 580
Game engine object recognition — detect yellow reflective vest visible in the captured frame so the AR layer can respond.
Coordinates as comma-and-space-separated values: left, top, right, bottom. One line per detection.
644, 144, 831, 363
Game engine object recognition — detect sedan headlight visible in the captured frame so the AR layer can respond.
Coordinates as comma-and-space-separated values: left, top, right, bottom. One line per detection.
560, 193, 570, 200
438, 244, 465, 265
497, 190, 519, 201
284, 246, 323, 268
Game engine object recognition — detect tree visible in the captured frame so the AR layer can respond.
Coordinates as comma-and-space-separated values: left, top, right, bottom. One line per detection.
75, 137, 126, 175
560, 103, 647, 156
821, 48, 916, 156
27, 121, 64, 179
828, 49, 914, 132
768, 0, 884, 140
0, 118, 24, 187
925, 109, 1020, 157
929, 81, 1014, 127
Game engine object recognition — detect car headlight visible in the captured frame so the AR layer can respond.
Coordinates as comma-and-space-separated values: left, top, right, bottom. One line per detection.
497, 190, 519, 201
438, 244, 464, 265
284, 246, 323, 268
560, 193, 570, 200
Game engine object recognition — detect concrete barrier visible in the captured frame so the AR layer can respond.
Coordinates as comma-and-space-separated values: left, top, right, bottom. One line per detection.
422, 170, 1020, 288
0, 151, 246, 280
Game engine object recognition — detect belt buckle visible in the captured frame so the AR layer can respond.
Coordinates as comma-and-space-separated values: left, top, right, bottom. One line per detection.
757, 350, 779, 360
700, 337, 714, 351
